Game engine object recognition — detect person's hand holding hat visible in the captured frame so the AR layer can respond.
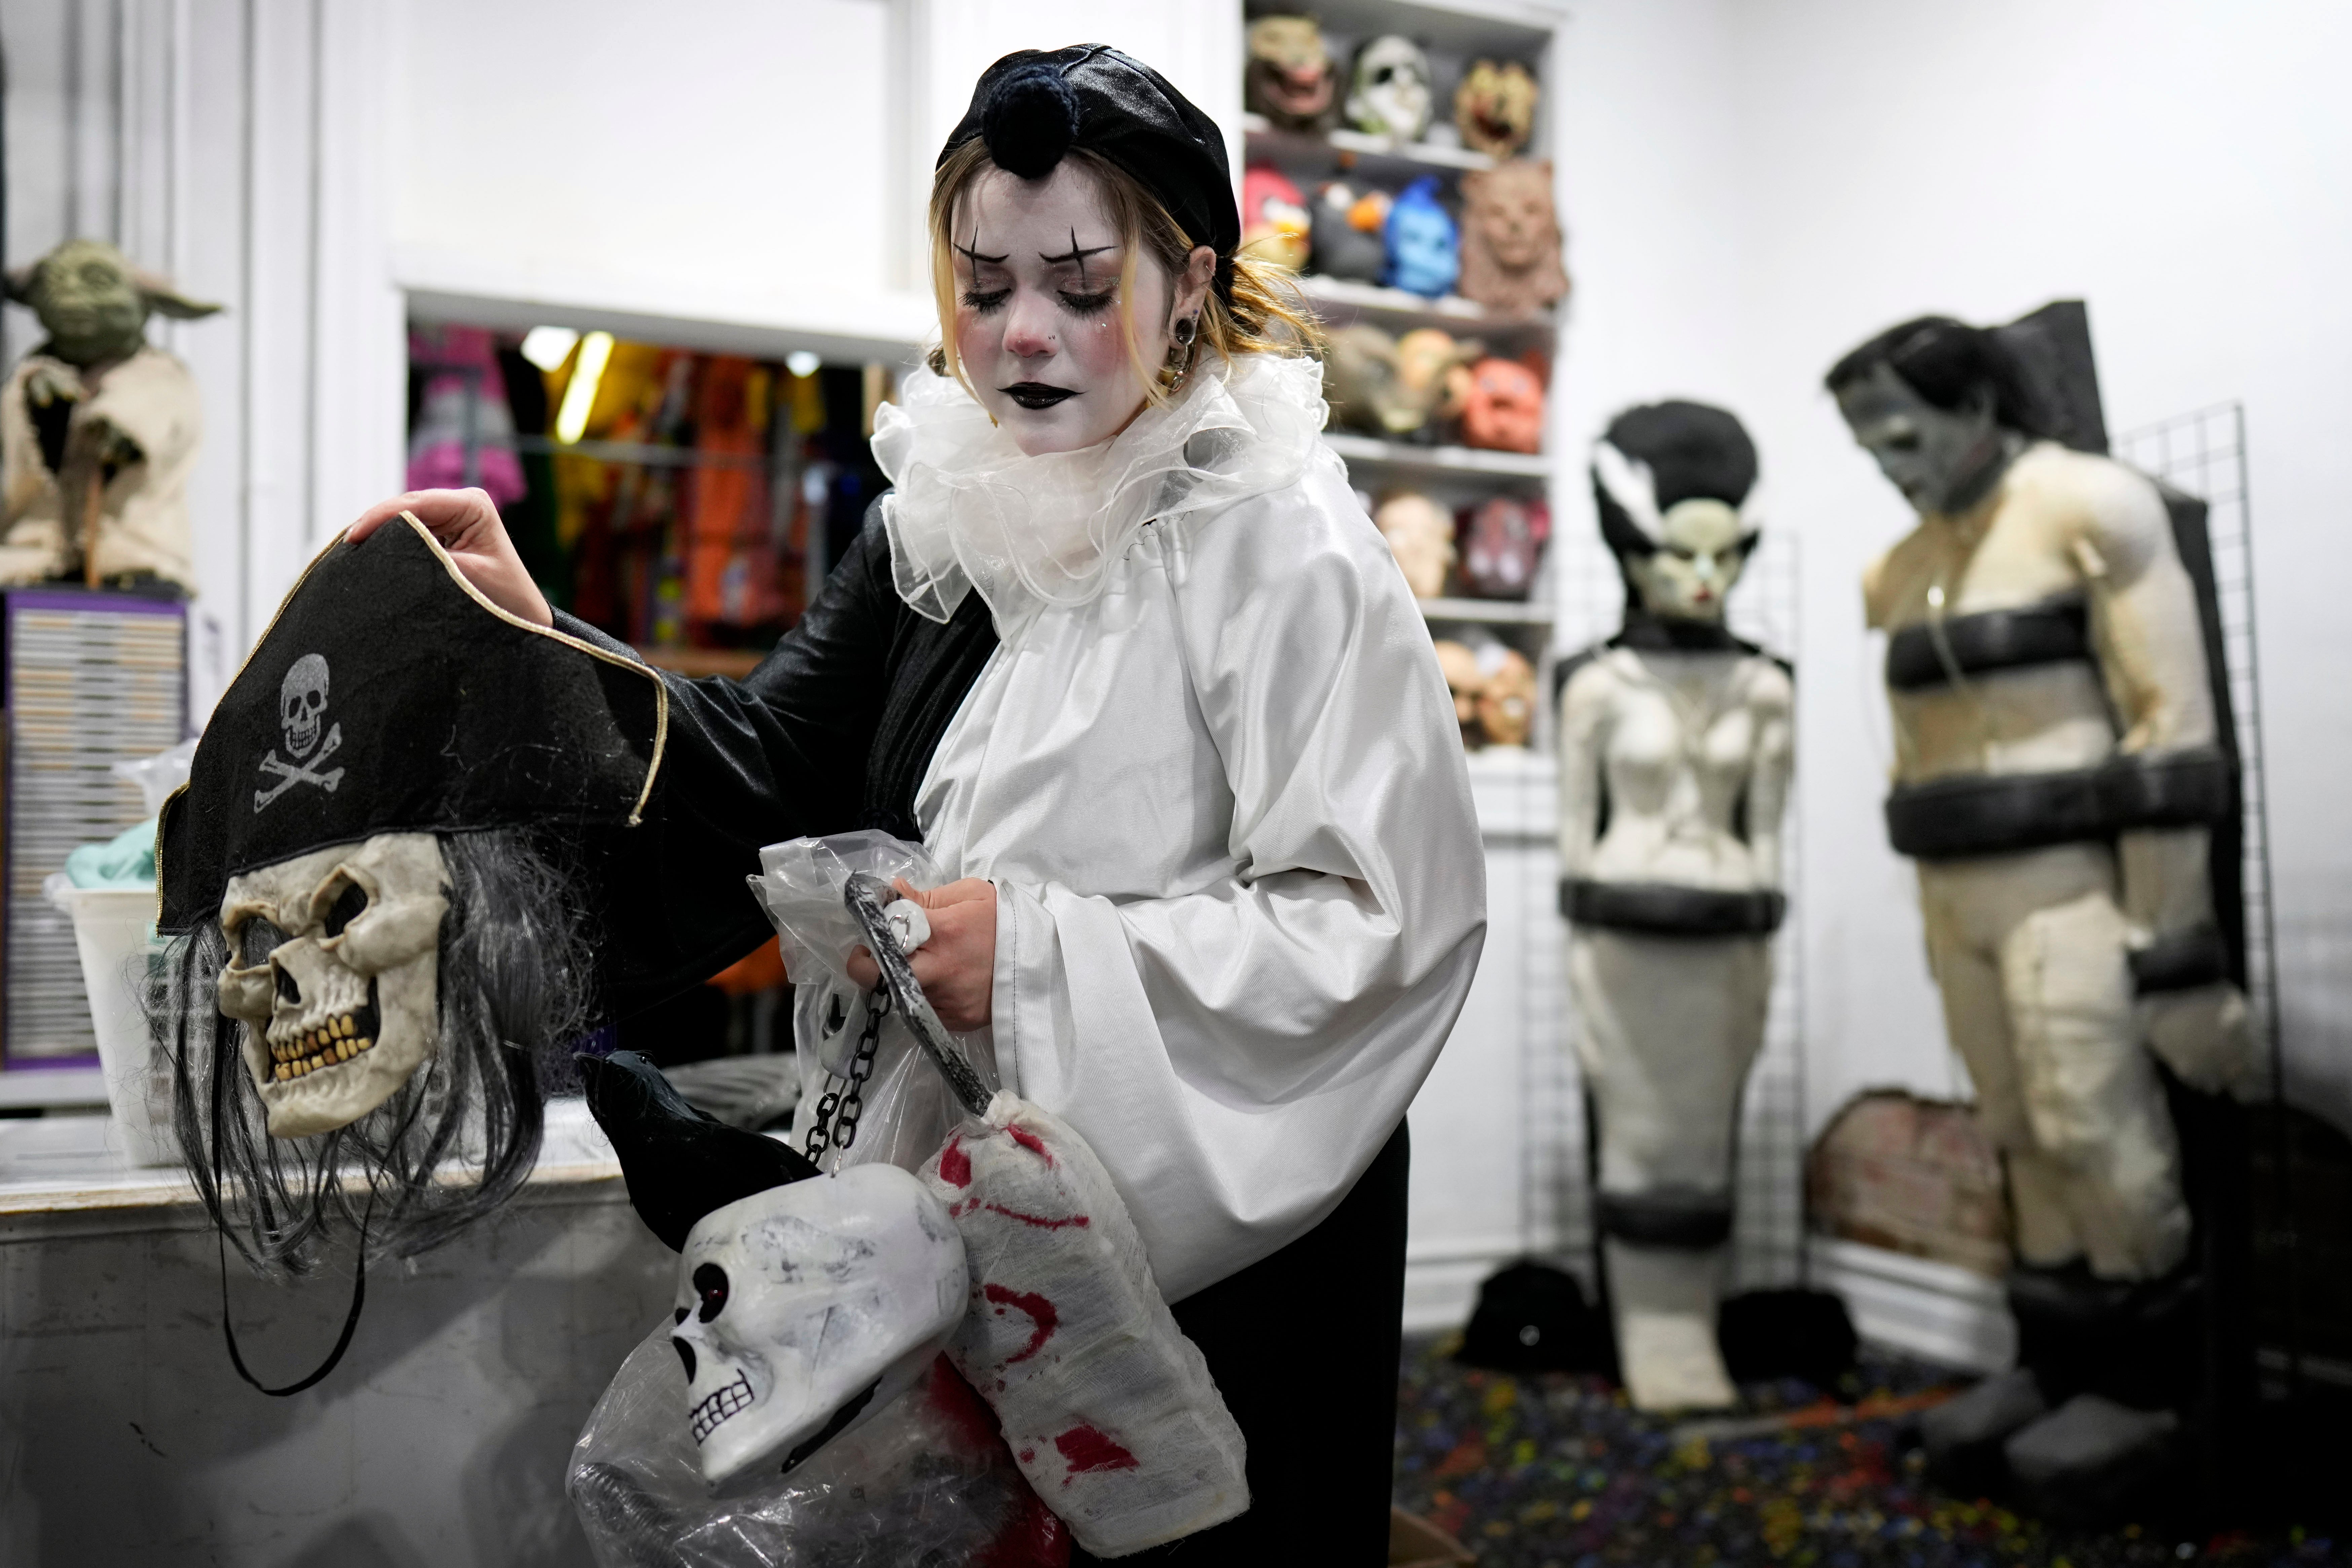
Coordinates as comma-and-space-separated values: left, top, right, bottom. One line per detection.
348, 487, 552, 628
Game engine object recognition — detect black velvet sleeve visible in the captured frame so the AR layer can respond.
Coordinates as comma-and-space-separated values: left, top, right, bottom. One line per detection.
558, 502, 998, 1015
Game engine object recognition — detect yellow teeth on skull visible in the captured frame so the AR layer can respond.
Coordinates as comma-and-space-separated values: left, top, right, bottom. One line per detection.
267, 1008, 378, 1082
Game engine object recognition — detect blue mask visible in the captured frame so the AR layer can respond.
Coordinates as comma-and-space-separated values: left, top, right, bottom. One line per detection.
1383, 177, 1459, 299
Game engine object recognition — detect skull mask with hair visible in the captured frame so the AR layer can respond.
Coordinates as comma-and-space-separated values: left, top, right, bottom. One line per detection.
157, 512, 672, 1272
167, 826, 590, 1269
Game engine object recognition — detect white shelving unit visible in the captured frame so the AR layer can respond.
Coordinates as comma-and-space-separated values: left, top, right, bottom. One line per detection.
1297, 272, 1555, 335
1416, 595, 1554, 625
1323, 431, 1551, 481
1243, 110, 1497, 173
1240, 0, 1572, 1331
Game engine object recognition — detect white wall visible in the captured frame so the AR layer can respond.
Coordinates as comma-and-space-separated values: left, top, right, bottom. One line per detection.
391, 0, 1241, 353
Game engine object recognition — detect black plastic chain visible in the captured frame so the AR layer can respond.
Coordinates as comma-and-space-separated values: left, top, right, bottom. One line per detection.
804, 987, 890, 1160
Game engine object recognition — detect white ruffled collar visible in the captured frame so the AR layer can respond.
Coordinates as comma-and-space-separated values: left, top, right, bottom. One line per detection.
872, 353, 1330, 640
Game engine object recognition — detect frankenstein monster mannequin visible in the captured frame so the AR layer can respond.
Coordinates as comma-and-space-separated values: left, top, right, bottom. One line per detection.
1830, 315, 2250, 1492
1557, 402, 1790, 1412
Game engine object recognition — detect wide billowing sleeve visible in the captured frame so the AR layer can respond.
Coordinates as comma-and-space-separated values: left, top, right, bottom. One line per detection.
989, 470, 1487, 1302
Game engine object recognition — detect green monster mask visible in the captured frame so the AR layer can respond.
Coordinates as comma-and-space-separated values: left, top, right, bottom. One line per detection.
4, 238, 221, 368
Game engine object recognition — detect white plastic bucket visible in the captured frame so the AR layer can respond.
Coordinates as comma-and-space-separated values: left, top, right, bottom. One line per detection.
56, 886, 175, 1166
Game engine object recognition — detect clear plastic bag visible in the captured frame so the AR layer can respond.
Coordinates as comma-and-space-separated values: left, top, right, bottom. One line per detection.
747, 832, 999, 1176
568, 1326, 1069, 1568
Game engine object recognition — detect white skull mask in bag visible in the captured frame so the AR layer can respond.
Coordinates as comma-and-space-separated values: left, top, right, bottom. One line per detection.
672, 1162, 967, 1486
214, 833, 448, 1139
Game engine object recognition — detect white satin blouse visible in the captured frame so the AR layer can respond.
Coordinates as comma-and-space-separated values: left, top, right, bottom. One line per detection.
913, 443, 1485, 1303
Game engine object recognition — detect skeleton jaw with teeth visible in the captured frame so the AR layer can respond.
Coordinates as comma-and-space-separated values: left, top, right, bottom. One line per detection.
215, 833, 448, 1138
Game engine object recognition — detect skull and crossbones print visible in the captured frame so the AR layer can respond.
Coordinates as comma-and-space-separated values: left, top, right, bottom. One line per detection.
255, 653, 345, 811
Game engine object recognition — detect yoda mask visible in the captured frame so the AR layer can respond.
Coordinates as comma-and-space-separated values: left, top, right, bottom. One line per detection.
1, 238, 222, 589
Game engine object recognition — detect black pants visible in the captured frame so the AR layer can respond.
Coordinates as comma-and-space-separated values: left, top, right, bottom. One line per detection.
1073, 1120, 1411, 1567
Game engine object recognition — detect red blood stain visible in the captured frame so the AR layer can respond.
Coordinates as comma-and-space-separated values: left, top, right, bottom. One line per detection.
937, 1135, 972, 1189
1053, 1423, 1139, 1477
984, 1282, 1059, 1364
1018, 1448, 1035, 1465
1007, 1124, 1054, 1163
983, 1203, 1089, 1230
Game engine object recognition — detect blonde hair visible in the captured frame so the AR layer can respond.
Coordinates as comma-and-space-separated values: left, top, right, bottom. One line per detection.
926, 139, 1323, 407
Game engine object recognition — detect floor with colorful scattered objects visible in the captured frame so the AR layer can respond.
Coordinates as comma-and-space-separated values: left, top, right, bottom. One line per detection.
1391, 1335, 2346, 1567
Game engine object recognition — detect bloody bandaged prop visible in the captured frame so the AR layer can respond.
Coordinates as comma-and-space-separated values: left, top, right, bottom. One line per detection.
923, 1095, 1249, 1556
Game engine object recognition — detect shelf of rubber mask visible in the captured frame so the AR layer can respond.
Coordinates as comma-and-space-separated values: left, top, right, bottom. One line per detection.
0, 1096, 622, 1217
1243, 113, 1495, 175
1296, 273, 1554, 339
1324, 430, 1551, 481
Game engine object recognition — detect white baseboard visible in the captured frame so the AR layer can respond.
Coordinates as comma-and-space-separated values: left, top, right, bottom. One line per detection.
1809, 1236, 2015, 1374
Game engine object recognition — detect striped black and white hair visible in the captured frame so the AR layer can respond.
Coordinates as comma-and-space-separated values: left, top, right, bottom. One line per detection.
1590, 399, 1761, 606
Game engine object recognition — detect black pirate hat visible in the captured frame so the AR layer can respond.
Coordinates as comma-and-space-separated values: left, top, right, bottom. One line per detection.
158, 513, 666, 934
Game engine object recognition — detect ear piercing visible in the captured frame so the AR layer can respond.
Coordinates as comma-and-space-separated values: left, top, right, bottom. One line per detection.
1163, 318, 1200, 393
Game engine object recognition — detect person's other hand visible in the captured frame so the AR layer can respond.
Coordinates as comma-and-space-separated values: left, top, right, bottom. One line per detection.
347, 488, 551, 627
846, 877, 997, 1032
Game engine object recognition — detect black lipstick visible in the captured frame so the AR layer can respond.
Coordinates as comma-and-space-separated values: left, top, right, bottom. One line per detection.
1001, 382, 1078, 410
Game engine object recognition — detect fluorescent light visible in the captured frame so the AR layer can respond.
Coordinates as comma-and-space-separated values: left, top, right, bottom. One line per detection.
519, 325, 580, 371
785, 350, 821, 378
553, 331, 615, 444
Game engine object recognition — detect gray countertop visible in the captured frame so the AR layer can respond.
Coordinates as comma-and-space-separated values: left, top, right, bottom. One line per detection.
0, 1096, 623, 1220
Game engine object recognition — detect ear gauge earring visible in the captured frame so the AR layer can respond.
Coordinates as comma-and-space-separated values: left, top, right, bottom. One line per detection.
1161, 317, 1200, 393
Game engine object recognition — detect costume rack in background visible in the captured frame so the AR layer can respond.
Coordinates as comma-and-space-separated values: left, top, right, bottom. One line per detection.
410, 324, 897, 677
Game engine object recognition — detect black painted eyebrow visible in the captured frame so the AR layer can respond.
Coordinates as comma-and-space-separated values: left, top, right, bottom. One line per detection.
1040, 228, 1117, 288
955, 222, 1008, 270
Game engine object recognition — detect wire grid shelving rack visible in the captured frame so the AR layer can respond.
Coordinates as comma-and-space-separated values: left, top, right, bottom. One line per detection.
2110, 403, 2282, 1105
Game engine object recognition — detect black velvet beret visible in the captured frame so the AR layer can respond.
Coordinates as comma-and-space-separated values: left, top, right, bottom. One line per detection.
157, 514, 665, 933
942, 45, 1240, 289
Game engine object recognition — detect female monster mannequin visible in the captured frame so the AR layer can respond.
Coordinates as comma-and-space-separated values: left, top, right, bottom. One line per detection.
348, 46, 1483, 1565
1557, 402, 1790, 1412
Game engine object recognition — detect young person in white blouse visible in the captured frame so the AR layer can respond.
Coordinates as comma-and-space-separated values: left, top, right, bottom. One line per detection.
352, 45, 1483, 1566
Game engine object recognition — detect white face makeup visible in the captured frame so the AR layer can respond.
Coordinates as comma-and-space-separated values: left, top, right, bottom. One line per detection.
949, 161, 1209, 457
1627, 499, 1753, 622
